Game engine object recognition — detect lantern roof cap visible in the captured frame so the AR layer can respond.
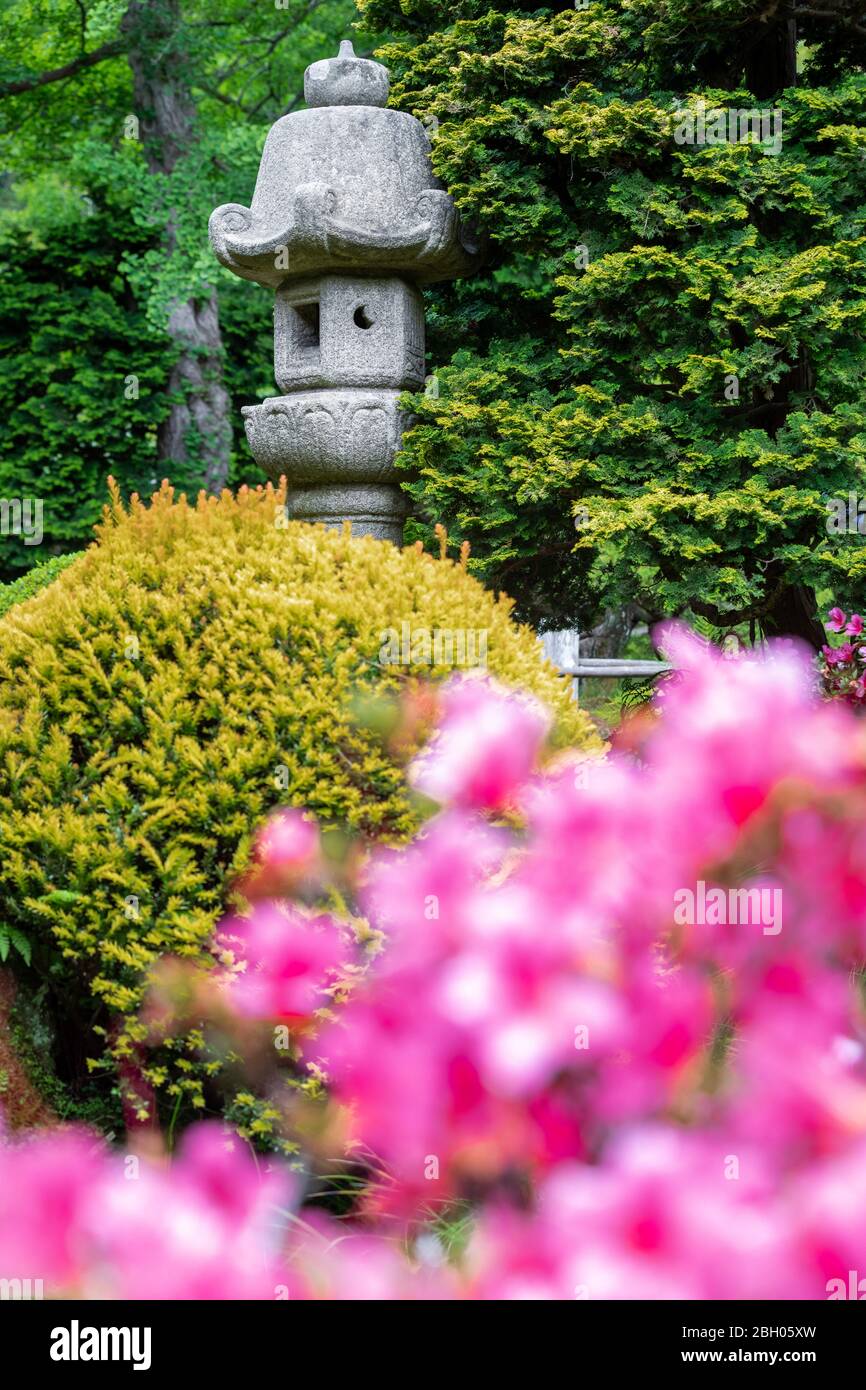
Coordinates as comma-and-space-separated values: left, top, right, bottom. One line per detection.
304, 40, 389, 108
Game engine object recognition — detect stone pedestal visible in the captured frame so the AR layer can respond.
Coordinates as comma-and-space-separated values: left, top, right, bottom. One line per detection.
210, 40, 480, 541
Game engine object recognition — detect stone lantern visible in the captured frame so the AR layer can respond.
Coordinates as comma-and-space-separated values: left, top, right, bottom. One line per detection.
209, 41, 480, 542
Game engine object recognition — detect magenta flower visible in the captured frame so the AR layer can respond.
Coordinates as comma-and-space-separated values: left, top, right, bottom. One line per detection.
847, 614, 864, 636
409, 676, 551, 811
14, 625, 866, 1300
305, 625, 866, 1228
220, 902, 346, 1020
828, 607, 847, 633
286, 1214, 458, 1300
465, 1129, 814, 1300
0, 1122, 292, 1300
256, 807, 320, 870
0, 1128, 105, 1293
84, 1124, 291, 1299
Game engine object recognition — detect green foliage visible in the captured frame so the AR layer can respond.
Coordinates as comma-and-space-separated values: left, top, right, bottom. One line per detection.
0, 553, 78, 617
619, 674, 665, 714
358, 1, 866, 634
0, 145, 286, 581
0, 0, 357, 576
0, 923, 30, 964
0, 481, 599, 1129
0, 178, 171, 578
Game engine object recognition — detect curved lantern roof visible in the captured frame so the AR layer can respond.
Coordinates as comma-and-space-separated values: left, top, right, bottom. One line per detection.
209, 41, 481, 289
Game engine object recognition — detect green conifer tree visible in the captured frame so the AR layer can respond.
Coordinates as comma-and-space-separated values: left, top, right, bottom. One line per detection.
360, 0, 866, 645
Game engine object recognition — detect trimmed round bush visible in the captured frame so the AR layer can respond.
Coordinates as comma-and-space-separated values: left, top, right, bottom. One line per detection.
0, 480, 600, 1126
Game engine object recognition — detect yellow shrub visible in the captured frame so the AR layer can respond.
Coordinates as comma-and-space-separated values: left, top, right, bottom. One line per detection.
0, 480, 600, 1123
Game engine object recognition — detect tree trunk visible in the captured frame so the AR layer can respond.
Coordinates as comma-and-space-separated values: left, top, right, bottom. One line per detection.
158, 294, 233, 494
760, 566, 826, 650
121, 0, 232, 491
580, 605, 639, 659
745, 7, 798, 98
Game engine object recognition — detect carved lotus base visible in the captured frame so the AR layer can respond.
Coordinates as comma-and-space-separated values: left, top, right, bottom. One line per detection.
242, 389, 410, 542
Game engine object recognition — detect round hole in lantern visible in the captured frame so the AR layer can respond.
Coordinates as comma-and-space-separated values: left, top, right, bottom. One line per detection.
353, 305, 374, 330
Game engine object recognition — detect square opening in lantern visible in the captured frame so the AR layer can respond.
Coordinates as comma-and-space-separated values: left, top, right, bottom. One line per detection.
291, 301, 320, 354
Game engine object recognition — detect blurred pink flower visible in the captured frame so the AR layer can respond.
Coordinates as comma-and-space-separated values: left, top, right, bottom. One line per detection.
409, 676, 551, 811
286, 1214, 458, 1300
0, 1127, 104, 1292
219, 902, 346, 1021
13, 625, 866, 1300
307, 627, 866, 1237
255, 808, 320, 872
465, 1127, 814, 1300
83, 1124, 290, 1299
0, 1122, 291, 1300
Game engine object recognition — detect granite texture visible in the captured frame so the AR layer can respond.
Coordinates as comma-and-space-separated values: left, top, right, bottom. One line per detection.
304, 40, 389, 109
210, 40, 479, 541
274, 275, 424, 393
242, 389, 410, 483
209, 106, 480, 288
288, 481, 408, 544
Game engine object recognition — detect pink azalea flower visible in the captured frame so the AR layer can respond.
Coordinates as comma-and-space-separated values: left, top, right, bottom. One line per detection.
361, 810, 508, 975
14, 627, 866, 1300
0, 1128, 105, 1293
827, 607, 847, 633
286, 1215, 458, 1300
255, 808, 320, 871
465, 1129, 811, 1300
83, 1124, 291, 1299
409, 676, 551, 811
793, 1138, 866, 1291
847, 613, 864, 636
0, 1123, 293, 1300
219, 902, 346, 1020
305, 627, 866, 1231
